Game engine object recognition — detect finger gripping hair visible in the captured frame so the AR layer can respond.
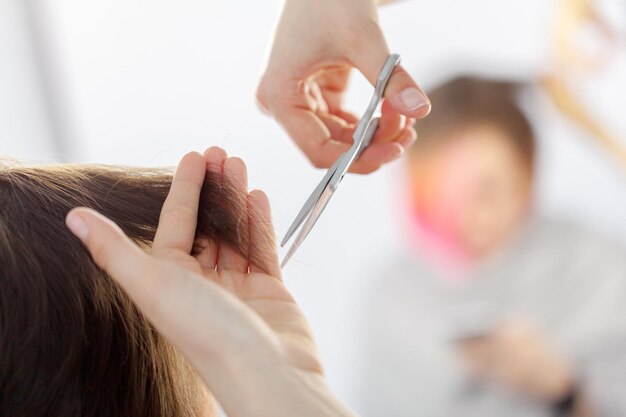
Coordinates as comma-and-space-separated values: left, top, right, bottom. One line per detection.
0, 162, 274, 416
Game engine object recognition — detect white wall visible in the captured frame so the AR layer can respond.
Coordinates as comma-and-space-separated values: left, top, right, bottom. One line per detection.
1, 0, 625, 411
0, 0, 55, 160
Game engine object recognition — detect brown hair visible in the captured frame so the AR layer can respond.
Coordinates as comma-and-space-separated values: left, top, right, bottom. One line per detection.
0, 162, 273, 416
412, 76, 535, 169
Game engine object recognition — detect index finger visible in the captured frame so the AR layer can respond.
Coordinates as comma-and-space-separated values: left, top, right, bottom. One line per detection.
276, 106, 351, 169
152, 152, 206, 255
248, 189, 281, 279
277, 106, 407, 174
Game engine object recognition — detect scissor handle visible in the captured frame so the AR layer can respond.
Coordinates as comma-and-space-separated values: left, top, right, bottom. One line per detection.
352, 54, 401, 145
327, 54, 401, 188
374, 54, 402, 99
280, 54, 403, 266
359, 117, 380, 156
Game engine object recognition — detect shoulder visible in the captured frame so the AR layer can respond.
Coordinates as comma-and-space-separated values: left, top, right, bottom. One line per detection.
527, 217, 626, 264
526, 218, 626, 300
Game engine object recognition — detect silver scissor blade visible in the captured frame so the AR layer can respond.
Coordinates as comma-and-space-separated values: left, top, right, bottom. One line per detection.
280, 54, 401, 266
351, 53, 401, 146
329, 117, 382, 189
281, 156, 343, 247
356, 117, 380, 159
281, 187, 335, 268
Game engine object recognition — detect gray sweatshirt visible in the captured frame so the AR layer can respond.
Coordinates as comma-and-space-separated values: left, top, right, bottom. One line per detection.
359, 218, 626, 417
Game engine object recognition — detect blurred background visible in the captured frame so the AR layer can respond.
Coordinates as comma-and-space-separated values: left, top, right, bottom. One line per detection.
2, 0, 626, 415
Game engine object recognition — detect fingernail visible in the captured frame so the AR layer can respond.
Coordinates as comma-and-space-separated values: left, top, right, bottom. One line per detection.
66, 212, 89, 241
399, 87, 430, 111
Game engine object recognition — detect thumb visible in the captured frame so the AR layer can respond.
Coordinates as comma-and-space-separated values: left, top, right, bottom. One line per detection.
384, 64, 431, 119
65, 207, 156, 307
350, 36, 431, 119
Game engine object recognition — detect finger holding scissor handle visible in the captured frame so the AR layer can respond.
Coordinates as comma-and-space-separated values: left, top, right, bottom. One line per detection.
257, 0, 430, 174
310, 103, 417, 173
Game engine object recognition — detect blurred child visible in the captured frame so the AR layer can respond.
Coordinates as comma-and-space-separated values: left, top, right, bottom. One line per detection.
359, 76, 626, 417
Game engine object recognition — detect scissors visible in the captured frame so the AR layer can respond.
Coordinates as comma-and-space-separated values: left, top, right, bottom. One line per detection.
280, 54, 402, 268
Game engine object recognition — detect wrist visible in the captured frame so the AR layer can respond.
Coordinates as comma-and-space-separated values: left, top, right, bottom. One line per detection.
211, 362, 356, 417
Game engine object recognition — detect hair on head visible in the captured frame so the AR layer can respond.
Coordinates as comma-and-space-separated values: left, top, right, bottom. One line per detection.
412, 75, 535, 168
0, 162, 274, 416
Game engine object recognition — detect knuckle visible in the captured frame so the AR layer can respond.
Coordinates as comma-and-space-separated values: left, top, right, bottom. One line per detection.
309, 153, 327, 169
162, 204, 197, 222
352, 162, 378, 175
392, 65, 410, 81
255, 81, 268, 108
256, 76, 280, 113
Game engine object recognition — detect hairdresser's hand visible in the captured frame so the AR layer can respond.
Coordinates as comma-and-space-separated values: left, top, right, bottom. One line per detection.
257, 0, 429, 174
459, 321, 574, 403
65, 148, 357, 417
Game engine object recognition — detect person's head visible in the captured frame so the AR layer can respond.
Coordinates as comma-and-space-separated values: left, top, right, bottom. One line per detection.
0, 162, 272, 416
408, 76, 535, 262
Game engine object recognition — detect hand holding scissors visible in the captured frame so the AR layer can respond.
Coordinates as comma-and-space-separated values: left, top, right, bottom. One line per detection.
257, 0, 430, 174
281, 54, 404, 267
